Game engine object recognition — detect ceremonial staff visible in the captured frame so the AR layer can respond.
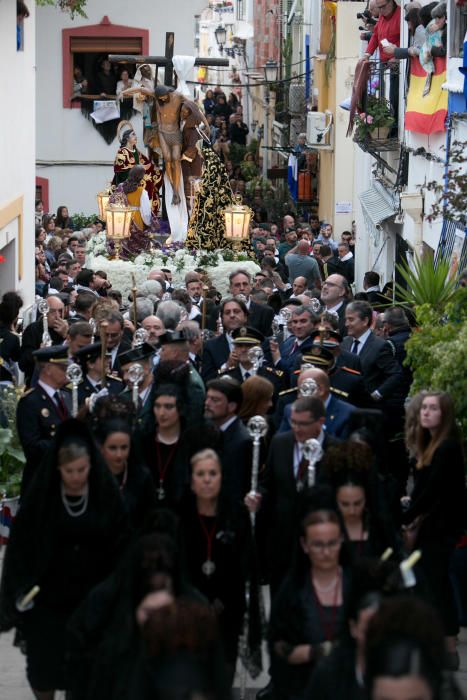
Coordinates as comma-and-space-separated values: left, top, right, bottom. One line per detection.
128, 363, 144, 408
201, 285, 208, 332
246, 415, 268, 528
99, 320, 108, 388
131, 273, 138, 332
302, 438, 323, 488
37, 299, 52, 347
66, 363, 83, 418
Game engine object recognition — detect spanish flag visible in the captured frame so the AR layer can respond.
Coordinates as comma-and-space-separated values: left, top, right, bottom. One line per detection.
405, 56, 448, 134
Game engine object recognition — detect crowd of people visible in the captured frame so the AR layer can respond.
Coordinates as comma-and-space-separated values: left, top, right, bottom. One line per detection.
0, 199, 466, 700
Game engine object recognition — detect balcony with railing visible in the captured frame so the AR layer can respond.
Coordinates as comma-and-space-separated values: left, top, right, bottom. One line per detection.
351, 60, 401, 155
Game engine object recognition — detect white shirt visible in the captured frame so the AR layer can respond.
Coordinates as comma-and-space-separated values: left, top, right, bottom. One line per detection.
352, 328, 372, 354
365, 285, 380, 293
86, 375, 102, 389
326, 301, 344, 314
219, 415, 237, 432
139, 384, 152, 406
339, 252, 353, 262
239, 364, 256, 380
38, 379, 59, 401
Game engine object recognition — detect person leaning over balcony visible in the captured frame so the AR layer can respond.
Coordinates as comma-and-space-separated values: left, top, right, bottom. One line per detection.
384, 5, 425, 60
363, 0, 401, 63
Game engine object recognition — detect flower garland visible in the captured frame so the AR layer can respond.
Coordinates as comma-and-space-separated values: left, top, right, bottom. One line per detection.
86, 235, 260, 297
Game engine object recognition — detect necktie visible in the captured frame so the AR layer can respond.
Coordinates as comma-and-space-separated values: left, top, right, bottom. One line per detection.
95, 382, 102, 391
244, 371, 251, 380
54, 391, 69, 419
289, 340, 299, 356
297, 453, 309, 491
351, 339, 360, 354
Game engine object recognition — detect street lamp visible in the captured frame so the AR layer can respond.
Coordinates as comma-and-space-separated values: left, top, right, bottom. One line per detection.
215, 25, 227, 54
262, 59, 278, 180
263, 59, 278, 84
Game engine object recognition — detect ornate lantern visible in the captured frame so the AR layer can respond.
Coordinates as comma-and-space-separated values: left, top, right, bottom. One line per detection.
224, 194, 253, 249
105, 200, 138, 259
96, 183, 114, 221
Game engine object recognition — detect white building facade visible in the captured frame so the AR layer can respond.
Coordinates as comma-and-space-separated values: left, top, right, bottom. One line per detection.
0, 1, 36, 305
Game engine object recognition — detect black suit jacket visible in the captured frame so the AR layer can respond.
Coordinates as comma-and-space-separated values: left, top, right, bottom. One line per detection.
19, 320, 66, 386
109, 339, 132, 376
201, 334, 230, 382
248, 300, 274, 336
218, 417, 252, 508
259, 430, 338, 589
366, 290, 389, 311
17, 386, 72, 493
342, 332, 402, 401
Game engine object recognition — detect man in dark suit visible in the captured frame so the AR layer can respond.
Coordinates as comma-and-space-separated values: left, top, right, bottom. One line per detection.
228, 269, 274, 336
320, 273, 349, 337
363, 271, 388, 311
118, 342, 158, 431
278, 367, 355, 438
342, 301, 402, 405
75, 341, 123, 406
16, 345, 72, 494
270, 304, 318, 375
247, 396, 338, 593
98, 311, 132, 377
201, 297, 249, 382
205, 377, 252, 508
336, 242, 354, 285
19, 295, 69, 386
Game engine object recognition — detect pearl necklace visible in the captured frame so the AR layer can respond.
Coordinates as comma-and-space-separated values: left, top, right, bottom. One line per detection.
312, 570, 341, 593
60, 482, 89, 517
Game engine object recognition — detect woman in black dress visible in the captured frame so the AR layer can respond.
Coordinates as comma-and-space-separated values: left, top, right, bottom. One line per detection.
402, 391, 466, 669
326, 442, 397, 563
0, 419, 128, 700
269, 508, 351, 700
140, 384, 220, 511
95, 418, 156, 532
179, 447, 258, 685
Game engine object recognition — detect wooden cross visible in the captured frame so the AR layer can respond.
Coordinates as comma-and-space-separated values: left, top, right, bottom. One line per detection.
109, 31, 229, 87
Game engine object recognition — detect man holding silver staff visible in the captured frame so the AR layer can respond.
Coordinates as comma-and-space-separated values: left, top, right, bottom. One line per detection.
16, 345, 71, 494
74, 342, 123, 406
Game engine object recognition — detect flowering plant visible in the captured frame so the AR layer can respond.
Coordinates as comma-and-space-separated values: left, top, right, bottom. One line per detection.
86, 248, 259, 298
353, 95, 394, 141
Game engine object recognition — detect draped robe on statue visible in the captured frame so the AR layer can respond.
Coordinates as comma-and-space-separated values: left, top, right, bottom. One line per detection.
113, 146, 162, 217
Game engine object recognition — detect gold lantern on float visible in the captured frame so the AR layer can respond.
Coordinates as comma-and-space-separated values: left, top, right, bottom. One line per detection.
105, 199, 138, 259
224, 194, 253, 250
97, 183, 114, 221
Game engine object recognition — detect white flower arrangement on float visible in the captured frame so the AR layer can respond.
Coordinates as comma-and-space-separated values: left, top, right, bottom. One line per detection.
86, 237, 260, 297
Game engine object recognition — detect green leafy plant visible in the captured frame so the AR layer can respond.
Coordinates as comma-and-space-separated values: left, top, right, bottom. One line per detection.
71, 212, 97, 230
36, 0, 88, 18
0, 387, 26, 498
395, 253, 459, 308
353, 95, 395, 142
404, 291, 467, 439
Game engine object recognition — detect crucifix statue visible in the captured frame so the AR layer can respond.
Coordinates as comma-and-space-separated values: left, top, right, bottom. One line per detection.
109, 33, 228, 208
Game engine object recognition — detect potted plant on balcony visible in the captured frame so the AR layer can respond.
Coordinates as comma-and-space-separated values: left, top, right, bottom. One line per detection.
353, 95, 395, 142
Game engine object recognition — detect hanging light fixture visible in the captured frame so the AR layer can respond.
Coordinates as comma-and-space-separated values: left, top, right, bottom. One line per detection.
105, 201, 138, 259
224, 194, 253, 249
263, 58, 278, 84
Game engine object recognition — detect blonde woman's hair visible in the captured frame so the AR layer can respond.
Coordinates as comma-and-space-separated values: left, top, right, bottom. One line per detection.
190, 448, 221, 470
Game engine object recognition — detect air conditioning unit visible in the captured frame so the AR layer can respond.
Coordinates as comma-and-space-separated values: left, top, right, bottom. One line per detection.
306, 111, 333, 148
